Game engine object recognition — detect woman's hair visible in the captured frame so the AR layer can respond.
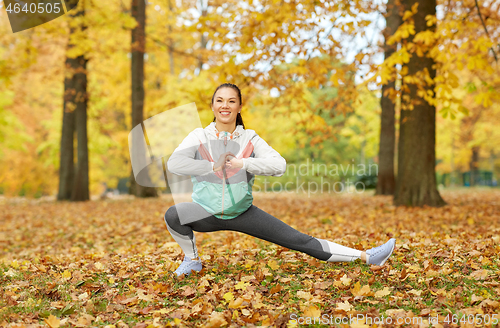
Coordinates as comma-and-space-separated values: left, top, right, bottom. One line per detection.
211, 83, 245, 129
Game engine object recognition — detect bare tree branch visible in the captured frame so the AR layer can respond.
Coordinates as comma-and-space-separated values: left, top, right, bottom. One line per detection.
474, 0, 498, 62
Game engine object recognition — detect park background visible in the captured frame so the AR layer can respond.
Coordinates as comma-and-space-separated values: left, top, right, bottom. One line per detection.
1, 0, 500, 327
0, 0, 498, 201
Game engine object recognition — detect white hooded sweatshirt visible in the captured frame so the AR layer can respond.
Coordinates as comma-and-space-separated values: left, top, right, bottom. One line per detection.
167, 122, 286, 219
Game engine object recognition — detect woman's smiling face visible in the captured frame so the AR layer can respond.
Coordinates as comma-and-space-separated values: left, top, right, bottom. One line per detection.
212, 87, 241, 126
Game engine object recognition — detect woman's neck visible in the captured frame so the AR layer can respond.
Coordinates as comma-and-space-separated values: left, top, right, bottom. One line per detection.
215, 121, 236, 134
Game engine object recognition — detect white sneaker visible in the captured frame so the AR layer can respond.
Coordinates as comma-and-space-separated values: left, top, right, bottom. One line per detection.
366, 238, 396, 266
174, 256, 203, 276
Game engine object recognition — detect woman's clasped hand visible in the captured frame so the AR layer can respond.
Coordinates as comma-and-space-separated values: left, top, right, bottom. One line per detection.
213, 151, 236, 172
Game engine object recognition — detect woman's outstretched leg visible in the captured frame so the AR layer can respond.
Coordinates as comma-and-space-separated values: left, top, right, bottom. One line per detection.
187, 205, 395, 266
164, 203, 396, 276
189, 205, 364, 262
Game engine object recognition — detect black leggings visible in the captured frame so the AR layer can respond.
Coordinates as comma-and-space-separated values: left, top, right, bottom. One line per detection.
163, 203, 362, 262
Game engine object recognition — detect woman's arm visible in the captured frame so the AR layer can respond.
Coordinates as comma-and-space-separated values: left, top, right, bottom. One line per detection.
167, 131, 214, 176
240, 134, 287, 177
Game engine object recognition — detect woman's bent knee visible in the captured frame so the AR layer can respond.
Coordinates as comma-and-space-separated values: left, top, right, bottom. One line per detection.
164, 205, 180, 228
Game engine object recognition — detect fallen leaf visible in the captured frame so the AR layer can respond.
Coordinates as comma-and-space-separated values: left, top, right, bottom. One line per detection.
303, 304, 321, 318
471, 294, 484, 304
385, 309, 407, 318
408, 289, 422, 296
74, 313, 94, 327
335, 300, 352, 312
223, 292, 234, 302
61, 270, 71, 280
269, 284, 282, 294
268, 260, 279, 270
351, 282, 371, 297
296, 291, 313, 301
137, 289, 155, 302
374, 287, 391, 298
50, 301, 66, 309
228, 297, 244, 309
370, 265, 385, 271
117, 296, 138, 305
138, 306, 153, 315
44, 314, 60, 328
340, 274, 352, 286
400, 267, 408, 280
470, 269, 489, 280
235, 281, 250, 290
479, 299, 500, 308
206, 311, 228, 327
180, 286, 196, 297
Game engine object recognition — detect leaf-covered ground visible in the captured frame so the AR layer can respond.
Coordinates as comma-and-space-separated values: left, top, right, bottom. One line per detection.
1, 189, 499, 328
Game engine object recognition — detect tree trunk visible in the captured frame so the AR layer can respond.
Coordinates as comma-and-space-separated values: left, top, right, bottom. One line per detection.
469, 146, 480, 186
69, 0, 89, 201
129, 0, 158, 198
196, 0, 207, 75
57, 84, 75, 200
450, 131, 456, 186
167, 0, 175, 75
393, 0, 446, 207
71, 58, 89, 201
489, 150, 495, 174
57, 0, 83, 201
376, 0, 401, 195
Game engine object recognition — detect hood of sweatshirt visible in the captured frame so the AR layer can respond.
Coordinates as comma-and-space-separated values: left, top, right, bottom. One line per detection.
204, 122, 245, 141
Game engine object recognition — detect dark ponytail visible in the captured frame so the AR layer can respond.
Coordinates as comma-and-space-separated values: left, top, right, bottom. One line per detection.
211, 83, 245, 129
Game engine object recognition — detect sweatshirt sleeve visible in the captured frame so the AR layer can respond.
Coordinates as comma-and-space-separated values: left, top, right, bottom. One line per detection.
241, 134, 287, 177
167, 131, 214, 176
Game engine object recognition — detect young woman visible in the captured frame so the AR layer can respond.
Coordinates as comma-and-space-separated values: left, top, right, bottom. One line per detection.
164, 83, 396, 276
